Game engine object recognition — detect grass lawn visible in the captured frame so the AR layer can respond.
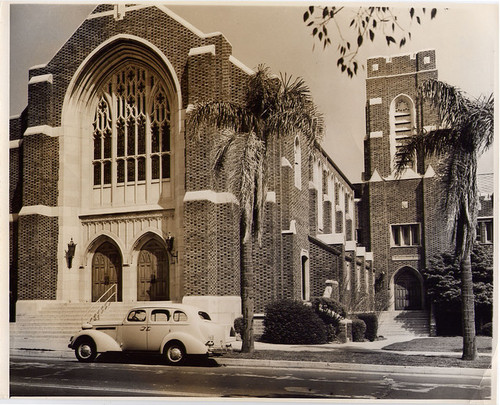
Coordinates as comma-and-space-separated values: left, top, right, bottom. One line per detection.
382, 336, 493, 353
223, 336, 492, 369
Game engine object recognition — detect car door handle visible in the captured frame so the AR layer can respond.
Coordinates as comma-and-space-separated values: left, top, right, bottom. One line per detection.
140, 326, 146, 331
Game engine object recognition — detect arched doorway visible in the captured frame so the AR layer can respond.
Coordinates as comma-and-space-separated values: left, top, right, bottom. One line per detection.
137, 240, 169, 301
92, 242, 122, 302
394, 267, 422, 310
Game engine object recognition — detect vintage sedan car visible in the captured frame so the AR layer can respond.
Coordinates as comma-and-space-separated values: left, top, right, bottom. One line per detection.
69, 304, 234, 365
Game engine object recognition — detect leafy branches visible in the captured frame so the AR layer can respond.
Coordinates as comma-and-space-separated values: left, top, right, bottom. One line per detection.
303, 6, 437, 77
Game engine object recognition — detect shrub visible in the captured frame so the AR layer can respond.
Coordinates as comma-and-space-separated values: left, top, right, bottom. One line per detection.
233, 316, 244, 336
480, 322, 493, 337
325, 324, 336, 342
261, 299, 327, 344
355, 313, 378, 341
352, 319, 366, 342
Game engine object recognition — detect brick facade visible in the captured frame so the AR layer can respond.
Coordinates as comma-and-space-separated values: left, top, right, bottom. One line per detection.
10, 5, 374, 323
359, 50, 456, 312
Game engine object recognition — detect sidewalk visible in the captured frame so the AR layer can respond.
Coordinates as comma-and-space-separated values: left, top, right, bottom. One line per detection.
11, 333, 491, 375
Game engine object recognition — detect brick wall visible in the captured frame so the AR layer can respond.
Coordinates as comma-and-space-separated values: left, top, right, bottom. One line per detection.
9, 147, 23, 214
309, 237, 341, 298
17, 215, 59, 300
365, 50, 439, 179
22, 134, 59, 207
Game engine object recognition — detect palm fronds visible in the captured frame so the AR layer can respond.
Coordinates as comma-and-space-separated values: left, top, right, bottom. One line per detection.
395, 78, 493, 260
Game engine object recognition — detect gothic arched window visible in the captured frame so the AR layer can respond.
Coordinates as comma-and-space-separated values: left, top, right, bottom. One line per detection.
390, 95, 416, 171
294, 136, 301, 189
91, 64, 172, 206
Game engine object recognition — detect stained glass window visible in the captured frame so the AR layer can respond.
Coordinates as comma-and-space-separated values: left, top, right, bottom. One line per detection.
91, 65, 172, 192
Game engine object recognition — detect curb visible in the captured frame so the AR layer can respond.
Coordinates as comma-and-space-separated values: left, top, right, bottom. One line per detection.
11, 349, 491, 378
216, 358, 491, 377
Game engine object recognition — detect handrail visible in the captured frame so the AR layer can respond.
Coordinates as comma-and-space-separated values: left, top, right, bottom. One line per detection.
81, 284, 117, 324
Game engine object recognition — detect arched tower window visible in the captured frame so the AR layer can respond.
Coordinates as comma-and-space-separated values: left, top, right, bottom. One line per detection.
91, 64, 172, 206
390, 95, 416, 171
294, 136, 301, 189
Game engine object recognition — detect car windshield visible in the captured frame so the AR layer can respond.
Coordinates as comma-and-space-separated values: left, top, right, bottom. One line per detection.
127, 310, 146, 322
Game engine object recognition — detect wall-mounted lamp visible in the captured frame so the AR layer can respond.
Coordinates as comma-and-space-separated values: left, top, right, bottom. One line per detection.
165, 233, 178, 264
66, 238, 77, 269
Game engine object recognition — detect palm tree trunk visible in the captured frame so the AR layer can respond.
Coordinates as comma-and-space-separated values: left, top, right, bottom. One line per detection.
240, 233, 255, 353
461, 252, 477, 360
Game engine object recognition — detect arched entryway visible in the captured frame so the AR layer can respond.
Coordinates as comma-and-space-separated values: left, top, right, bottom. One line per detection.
394, 267, 422, 310
92, 241, 122, 302
137, 240, 169, 301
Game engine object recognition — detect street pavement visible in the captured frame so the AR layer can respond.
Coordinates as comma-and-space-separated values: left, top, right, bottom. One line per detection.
10, 334, 492, 378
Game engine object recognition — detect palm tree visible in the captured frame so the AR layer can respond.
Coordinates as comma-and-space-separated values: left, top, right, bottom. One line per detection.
188, 65, 324, 353
395, 79, 494, 360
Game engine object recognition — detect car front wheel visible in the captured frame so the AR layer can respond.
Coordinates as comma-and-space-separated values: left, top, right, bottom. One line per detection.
164, 341, 186, 366
75, 338, 97, 363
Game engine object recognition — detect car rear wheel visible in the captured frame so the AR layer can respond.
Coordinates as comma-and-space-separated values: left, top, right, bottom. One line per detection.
75, 338, 97, 363
164, 341, 186, 366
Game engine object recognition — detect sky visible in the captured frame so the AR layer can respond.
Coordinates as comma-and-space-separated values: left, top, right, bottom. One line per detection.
8, 1, 498, 182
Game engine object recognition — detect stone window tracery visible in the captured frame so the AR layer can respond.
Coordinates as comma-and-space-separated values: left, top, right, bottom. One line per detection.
91, 64, 172, 205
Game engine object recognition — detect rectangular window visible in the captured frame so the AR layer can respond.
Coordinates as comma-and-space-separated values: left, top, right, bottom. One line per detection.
391, 224, 421, 246
477, 219, 493, 244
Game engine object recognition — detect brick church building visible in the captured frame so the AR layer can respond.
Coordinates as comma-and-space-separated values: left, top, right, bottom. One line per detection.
9, 4, 375, 328
9, 5, 493, 335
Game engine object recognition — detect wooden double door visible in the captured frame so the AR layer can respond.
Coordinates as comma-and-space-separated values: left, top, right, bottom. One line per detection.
394, 268, 422, 310
137, 240, 169, 301
92, 240, 169, 302
92, 242, 122, 302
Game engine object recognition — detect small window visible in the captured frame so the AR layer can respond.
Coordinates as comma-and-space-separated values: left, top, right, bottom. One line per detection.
391, 224, 421, 247
151, 309, 170, 322
198, 311, 211, 321
127, 310, 146, 322
294, 137, 302, 189
173, 310, 187, 322
477, 219, 493, 244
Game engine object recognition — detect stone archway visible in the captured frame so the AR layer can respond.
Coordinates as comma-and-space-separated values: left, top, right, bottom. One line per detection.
92, 241, 122, 302
393, 267, 422, 310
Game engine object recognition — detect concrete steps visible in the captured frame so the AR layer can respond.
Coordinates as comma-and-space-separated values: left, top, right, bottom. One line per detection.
10, 301, 133, 347
377, 310, 430, 338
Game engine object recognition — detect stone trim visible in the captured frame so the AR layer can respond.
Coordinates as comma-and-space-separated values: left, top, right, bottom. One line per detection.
281, 156, 292, 168
28, 74, 53, 85
19, 205, 59, 217
370, 131, 383, 138
10, 139, 22, 149
266, 191, 276, 203
229, 55, 255, 75
183, 190, 239, 205
24, 125, 58, 138
156, 5, 228, 42
87, 4, 151, 20
282, 220, 296, 235
367, 69, 438, 81
315, 233, 344, 245
188, 45, 216, 56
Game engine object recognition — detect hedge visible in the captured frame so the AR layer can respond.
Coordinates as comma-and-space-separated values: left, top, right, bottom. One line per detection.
355, 313, 378, 341
261, 299, 327, 344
